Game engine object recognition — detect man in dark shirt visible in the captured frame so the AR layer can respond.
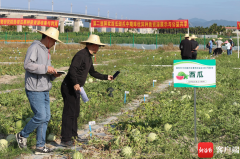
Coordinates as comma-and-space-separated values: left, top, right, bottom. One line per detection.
179, 34, 192, 59
190, 35, 199, 59
229, 38, 233, 55
60, 34, 113, 146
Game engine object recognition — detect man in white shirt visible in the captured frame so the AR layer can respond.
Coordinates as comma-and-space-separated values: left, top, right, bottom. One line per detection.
225, 40, 231, 55
215, 37, 223, 56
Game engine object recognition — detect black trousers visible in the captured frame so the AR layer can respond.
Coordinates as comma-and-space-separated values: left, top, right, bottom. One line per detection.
192, 52, 197, 59
215, 48, 222, 55
61, 82, 80, 142
181, 56, 191, 59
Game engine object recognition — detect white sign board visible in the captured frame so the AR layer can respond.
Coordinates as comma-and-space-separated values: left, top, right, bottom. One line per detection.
173, 60, 216, 87
89, 121, 96, 125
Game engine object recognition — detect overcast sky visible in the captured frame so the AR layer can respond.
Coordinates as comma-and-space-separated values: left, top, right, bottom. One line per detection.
1, 0, 239, 21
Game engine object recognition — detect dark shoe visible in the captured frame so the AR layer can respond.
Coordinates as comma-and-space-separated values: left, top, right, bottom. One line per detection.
76, 137, 88, 143
15, 133, 27, 149
60, 140, 74, 147
35, 145, 53, 155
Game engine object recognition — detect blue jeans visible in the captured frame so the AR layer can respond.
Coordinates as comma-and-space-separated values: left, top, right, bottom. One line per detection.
227, 49, 231, 55
20, 89, 51, 148
209, 47, 212, 54
230, 49, 232, 55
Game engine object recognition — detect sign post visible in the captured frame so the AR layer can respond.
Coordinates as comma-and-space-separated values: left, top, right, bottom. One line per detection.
124, 91, 129, 104
237, 21, 240, 58
173, 60, 216, 144
153, 80, 157, 87
144, 94, 148, 103
89, 121, 96, 138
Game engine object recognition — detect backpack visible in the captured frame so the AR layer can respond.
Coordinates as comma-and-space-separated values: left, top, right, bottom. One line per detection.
206, 43, 209, 48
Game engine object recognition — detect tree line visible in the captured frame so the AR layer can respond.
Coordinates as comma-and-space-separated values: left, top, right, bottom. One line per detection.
157, 23, 235, 36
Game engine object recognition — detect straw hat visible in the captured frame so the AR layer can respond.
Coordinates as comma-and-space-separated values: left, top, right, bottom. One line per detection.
184, 34, 189, 38
80, 34, 106, 46
191, 35, 198, 39
218, 37, 223, 40
37, 27, 63, 44
212, 39, 215, 41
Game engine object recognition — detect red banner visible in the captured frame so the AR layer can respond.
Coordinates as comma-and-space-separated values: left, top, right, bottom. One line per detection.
237, 21, 240, 30
0, 18, 59, 27
91, 19, 188, 29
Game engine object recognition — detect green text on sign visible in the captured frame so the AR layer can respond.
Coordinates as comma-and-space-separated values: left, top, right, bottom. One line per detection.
173, 60, 216, 88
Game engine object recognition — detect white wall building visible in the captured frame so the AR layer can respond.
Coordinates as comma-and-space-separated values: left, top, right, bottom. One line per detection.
139, 28, 157, 34
63, 18, 84, 27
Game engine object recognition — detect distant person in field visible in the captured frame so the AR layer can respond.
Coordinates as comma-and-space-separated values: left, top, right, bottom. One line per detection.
215, 37, 223, 56
179, 34, 192, 59
190, 35, 199, 59
229, 38, 234, 55
224, 40, 231, 55
208, 39, 215, 54
60, 34, 113, 147
16, 27, 63, 154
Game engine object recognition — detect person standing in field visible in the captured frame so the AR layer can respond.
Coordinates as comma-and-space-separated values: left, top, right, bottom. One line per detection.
215, 37, 223, 56
229, 38, 234, 55
179, 34, 192, 59
224, 40, 231, 55
16, 27, 63, 154
208, 39, 215, 54
60, 34, 113, 147
190, 35, 199, 59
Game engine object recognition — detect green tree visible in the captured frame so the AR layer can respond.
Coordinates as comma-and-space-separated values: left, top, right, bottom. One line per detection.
64, 25, 73, 32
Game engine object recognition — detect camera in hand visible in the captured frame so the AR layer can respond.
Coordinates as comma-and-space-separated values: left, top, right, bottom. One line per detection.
113, 71, 120, 79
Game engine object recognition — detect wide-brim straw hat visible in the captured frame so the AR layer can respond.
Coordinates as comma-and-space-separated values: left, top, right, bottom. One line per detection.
191, 35, 198, 39
184, 34, 189, 38
37, 27, 63, 44
218, 37, 223, 40
212, 39, 215, 41
80, 34, 106, 46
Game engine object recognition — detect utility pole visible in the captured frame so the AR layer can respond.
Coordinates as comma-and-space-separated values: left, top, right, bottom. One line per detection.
0, 0, 1, 9
52, 0, 54, 12
85, 6, 87, 15
121, 15, 123, 20
28, 0, 30, 10
71, 3, 72, 13
107, 10, 109, 18
115, 13, 117, 19
98, 8, 100, 17
28, 0, 33, 10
